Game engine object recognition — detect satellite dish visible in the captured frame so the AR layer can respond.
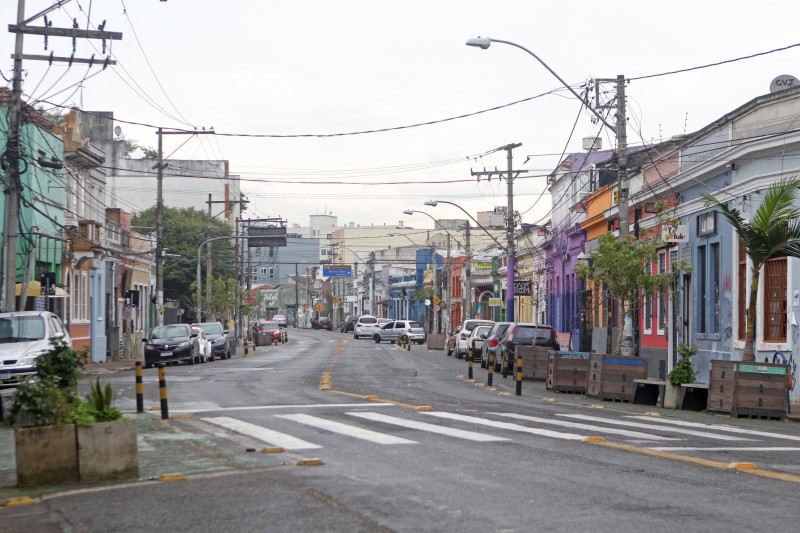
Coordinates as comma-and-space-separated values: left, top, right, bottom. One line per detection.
114, 125, 122, 136
770, 74, 799, 93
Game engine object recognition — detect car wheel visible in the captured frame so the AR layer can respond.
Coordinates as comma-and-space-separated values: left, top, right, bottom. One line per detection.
480, 358, 486, 368
188, 351, 196, 365
446, 347, 452, 356
225, 349, 231, 359
416, 340, 425, 345
373, 335, 381, 344
144, 361, 153, 369
354, 333, 358, 339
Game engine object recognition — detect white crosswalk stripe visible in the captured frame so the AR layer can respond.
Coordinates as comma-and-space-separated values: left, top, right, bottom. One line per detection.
627, 416, 800, 441
202, 416, 321, 450
348, 412, 510, 442
423, 411, 585, 441
559, 414, 751, 441
276, 414, 417, 445
493, 412, 678, 441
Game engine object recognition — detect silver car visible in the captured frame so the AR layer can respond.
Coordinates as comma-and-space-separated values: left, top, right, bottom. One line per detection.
353, 315, 380, 339
0, 311, 71, 387
373, 320, 426, 344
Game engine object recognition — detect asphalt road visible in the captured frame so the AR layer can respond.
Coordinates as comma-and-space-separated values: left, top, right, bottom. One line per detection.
2, 327, 800, 532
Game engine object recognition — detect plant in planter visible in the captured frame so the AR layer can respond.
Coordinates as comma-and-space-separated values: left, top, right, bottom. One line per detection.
668, 343, 698, 386
6, 341, 137, 487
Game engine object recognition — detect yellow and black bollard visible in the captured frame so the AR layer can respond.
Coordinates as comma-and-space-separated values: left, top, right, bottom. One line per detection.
467, 348, 473, 379
502, 351, 508, 379
516, 348, 523, 396
135, 361, 144, 413
487, 351, 494, 386
158, 364, 169, 420
244, 336, 249, 355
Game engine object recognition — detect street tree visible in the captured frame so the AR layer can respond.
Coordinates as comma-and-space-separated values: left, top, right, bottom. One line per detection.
132, 206, 236, 320
575, 231, 674, 355
701, 176, 800, 363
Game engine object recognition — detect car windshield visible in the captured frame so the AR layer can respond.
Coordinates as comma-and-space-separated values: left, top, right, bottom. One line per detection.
150, 326, 189, 339
200, 323, 222, 334
260, 323, 278, 329
465, 322, 492, 332
514, 326, 552, 340
0, 316, 46, 343
360, 317, 377, 324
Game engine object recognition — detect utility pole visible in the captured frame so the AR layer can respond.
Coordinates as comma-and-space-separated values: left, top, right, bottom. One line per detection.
464, 223, 471, 320
445, 232, 451, 333
615, 74, 633, 357
206, 194, 213, 317
3, 1, 121, 311
470, 142, 523, 322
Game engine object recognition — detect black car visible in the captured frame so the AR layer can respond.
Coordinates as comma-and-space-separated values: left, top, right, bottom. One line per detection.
143, 324, 200, 368
193, 321, 231, 360
313, 317, 333, 331
341, 315, 358, 333
496, 323, 559, 373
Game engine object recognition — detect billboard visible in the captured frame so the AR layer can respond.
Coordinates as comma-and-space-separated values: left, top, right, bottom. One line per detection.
247, 226, 287, 248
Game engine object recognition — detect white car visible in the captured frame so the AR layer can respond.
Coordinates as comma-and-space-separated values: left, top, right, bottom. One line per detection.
466, 325, 492, 362
272, 315, 287, 328
455, 319, 495, 359
191, 326, 212, 362
0, 311, 71, 386
354, 315, 379, 339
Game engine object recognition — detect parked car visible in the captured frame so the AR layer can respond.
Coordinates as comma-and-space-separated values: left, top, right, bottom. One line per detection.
193, 321, 231, 360
372, 320, 426, 344
354, 315, 379, 339
497, 323, 560, 373
480, 322, 513, 369
454, 319, 495, 359
191, 326, 212, 362
0, 311, 71, 387
341, 315, 358, 333
466, 325, 492, 362
314, 317, 333, 331
143, 324, 200, 368
446, 326, 461, 356
254, 321, 282, 345
272, 315, 287, 328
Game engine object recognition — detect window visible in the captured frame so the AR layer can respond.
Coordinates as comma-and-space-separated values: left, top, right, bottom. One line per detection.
738, 243, 747, 340
763, 258, 787, 342
252, 275, 258, 283
698, 245, 706, 333
711, 243, 720, 333
657, 251, 667, 333
269, 267, 275, 279
251, 267, 257, 274
260, 267, 267, 275
643, 292, 652, 334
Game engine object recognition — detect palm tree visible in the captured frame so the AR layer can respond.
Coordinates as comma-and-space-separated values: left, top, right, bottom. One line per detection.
701, 176, 800, 362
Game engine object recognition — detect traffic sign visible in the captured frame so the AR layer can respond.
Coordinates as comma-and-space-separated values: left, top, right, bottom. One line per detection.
316, 304, 322, 312
434, 304, 441, 312
333, 299, 338, 305
433, 296, 441, 305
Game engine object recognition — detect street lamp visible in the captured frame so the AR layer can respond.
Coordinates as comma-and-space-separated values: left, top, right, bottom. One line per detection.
424, 199, 514, 322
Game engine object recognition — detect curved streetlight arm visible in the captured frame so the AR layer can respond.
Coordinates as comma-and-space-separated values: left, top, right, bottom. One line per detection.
424, 200, 506, 252
196, 235, 249, 321
466, 37, 617, 134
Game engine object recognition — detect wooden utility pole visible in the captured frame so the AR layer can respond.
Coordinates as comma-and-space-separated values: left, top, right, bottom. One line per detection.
3, 0, 121, 311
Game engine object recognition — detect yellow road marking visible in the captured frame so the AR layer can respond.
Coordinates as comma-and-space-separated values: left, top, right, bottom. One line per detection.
589, 440, 800, 484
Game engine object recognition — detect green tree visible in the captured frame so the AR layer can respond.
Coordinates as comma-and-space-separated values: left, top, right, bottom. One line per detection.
701, 177, 800, 362
576, 231, 674, 355
132, 206, 237, 321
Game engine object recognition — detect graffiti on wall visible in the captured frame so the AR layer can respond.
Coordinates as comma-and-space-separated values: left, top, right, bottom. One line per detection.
721, 275, 732, 295
768, 352, 796, 392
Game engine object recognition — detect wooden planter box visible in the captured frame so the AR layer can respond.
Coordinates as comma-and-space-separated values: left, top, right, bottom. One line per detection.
586, 354, 647, 401
427, 334, 446, 350
546, 351, 590, 393
708, 360, 789, 419
15, 419, 139, 487
519, 346, 550, 380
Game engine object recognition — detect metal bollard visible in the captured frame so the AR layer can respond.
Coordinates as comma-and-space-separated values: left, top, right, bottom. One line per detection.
516, 348, 522, 396
135, 361, 144, 413
488, 351, 494, 386
407, 335, 411, 351
467, 348, 473, 379
244, 337, 249, 355
502, 351, 508, 379
158, 364, 169, 420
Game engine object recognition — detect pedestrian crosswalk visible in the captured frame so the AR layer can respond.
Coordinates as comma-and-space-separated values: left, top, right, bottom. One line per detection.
199, 408, 800, 458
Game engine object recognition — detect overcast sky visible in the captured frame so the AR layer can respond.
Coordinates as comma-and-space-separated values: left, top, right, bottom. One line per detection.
5, 1, 800, 230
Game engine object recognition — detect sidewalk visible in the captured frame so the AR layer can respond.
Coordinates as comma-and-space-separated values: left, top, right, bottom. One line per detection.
82, 357, 143, 376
